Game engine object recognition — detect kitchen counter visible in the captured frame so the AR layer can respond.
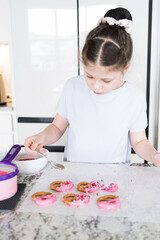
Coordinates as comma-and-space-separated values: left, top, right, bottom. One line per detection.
0, 153, 160, 240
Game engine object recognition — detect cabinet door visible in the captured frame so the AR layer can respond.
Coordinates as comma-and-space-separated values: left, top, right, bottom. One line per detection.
10, 0, 78, 117
17, 123, 67, 146
0, 134, 13, 153
79, 0, 149, 93
0, 114, 12, 133
0, 113, 14, 152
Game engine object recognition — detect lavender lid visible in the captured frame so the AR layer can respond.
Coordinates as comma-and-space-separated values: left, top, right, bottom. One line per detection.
0, 163, 19, 181
0, 144, 21, 181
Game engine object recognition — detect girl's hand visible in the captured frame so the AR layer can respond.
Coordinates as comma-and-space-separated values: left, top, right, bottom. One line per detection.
24, 134, 44, 154
153, 153, 160, 167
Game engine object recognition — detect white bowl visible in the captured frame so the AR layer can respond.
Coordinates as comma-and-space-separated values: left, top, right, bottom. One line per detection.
13, 148, 48, 175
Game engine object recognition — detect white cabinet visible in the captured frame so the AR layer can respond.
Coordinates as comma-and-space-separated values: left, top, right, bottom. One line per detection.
10, 0, 78, 118
17, 123, 67, 146
10, 0, 77, 147
0, 111, 14, 152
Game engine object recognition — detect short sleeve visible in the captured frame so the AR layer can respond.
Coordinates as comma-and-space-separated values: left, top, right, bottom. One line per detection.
129, 94, 148, 132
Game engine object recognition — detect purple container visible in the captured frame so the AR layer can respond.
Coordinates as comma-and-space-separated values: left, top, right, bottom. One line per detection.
0, 145, 21, 201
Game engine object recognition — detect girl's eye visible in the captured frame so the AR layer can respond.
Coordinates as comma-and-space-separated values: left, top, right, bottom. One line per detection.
103, 81, 111, 84
87, 75, 93, 79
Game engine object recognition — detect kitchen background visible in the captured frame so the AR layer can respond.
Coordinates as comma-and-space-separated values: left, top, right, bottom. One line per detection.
0, 0, 160, 157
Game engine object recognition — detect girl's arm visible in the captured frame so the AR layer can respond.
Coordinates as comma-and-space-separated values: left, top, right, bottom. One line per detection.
129, 130, 160, 167
24, 113, 69, 154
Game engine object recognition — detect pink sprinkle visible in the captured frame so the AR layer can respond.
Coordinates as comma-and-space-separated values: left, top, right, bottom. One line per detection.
101, 180, 104, 182
130, 179, 132, 182
101, 188, 107, 191
90, 218, 94, 221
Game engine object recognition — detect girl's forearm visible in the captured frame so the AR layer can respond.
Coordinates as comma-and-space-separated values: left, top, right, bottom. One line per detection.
37, 123, 64, 146
132, 139, 157, 163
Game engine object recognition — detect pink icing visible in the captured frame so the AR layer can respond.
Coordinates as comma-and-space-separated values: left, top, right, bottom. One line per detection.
56, 181, 74, 192
98, 197, 121, 210
19, 158, 36, 161
35, 194, 57, 206
101, 183, 119, 192
0, 170, 8, 176
84, 181, 101, 193
69, 193, 90, 206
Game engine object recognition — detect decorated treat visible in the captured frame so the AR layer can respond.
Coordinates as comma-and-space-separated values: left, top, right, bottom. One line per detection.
19, 158, 36, 161
63, 193, 90, 206
31, 192, 52, 200
77, 181, 101, 193
97, 195, 121, 210
34, 194, 57, 206
101, 183, 119, 192
0, 170, 8, 176
50, 181, 74, 192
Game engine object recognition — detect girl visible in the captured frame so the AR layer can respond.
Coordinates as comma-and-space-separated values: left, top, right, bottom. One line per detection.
25, 7, 160, 166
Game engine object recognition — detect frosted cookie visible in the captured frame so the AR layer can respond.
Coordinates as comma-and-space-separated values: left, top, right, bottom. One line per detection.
63, 193, 90, 206
97, 195, 121, 210
31, 192, 56, 206
31, 192, 52, 200
34, 194, 57, 206
77, 181, 101, 193
50, 181, 74, 192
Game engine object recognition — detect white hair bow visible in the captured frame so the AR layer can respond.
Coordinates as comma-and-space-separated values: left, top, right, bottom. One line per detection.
98, 16, 133, 34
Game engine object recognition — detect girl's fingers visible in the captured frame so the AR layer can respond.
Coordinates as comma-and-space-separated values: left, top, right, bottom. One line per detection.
24, 137, 41, 154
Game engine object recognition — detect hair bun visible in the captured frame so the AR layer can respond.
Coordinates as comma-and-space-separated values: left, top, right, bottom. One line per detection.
104, 7, 132, 21
98, 7, 133, 34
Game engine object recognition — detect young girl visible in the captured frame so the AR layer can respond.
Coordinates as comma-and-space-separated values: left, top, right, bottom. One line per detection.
25, 7, 160, 167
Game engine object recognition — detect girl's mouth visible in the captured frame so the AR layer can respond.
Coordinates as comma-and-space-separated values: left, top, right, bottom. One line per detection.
94, 91, 102, 95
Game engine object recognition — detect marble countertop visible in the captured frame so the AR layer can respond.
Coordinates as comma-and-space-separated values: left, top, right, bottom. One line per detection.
0, 153, 160, 240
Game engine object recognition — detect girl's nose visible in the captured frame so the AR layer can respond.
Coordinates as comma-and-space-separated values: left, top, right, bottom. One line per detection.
94, 79, 102, 90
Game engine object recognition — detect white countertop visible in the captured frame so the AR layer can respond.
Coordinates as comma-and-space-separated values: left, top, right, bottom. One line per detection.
0, 152, 159, 240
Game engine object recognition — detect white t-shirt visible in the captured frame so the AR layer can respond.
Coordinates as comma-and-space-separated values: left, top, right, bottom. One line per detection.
56, 76, 147, 163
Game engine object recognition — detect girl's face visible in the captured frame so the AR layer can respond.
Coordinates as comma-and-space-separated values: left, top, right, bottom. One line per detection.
84, 63, 128, 95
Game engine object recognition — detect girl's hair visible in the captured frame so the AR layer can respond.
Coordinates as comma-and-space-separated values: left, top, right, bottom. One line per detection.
82, 7, 133, 70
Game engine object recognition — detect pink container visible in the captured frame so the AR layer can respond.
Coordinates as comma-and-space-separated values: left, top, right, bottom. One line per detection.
0, 145, 20, 201
0, 172, 17, 201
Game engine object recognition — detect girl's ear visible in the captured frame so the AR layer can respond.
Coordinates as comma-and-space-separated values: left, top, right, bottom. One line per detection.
122, 63, 130, 75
